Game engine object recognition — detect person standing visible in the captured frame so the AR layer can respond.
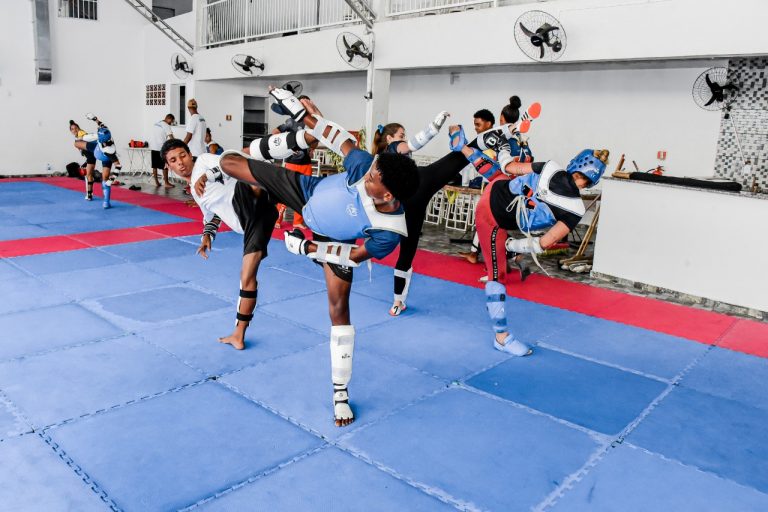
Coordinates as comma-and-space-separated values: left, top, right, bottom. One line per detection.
183, 99, 207, 157
149, 114, 175, 188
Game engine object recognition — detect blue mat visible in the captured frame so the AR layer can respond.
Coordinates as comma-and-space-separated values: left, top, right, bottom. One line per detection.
40, 262, 179, 301
341, 387, 600, 511
222, 343, 445, 439
139, 310, 326, 376
96, 238, 197, 262
260, 290, 396, 333
361, 313, 509, 379
466, 347, 668, 434
628, 386, 768, 493
0, 275, 71, 315
682, 347, 768, 411
0, 335, 202, 428
0, 259, 26, 281
197, 446, 455, 512
551, 443, 768, 512
48, 383, 322, 512
543, 315, 708, 379
0, 304, 123, 361
0, 400, 28, 440
10, 248, 123, 275
0, 434, 109, 511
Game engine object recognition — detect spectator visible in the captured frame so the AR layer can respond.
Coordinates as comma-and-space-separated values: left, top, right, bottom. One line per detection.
183, 98, 207, 157
149, 113, 176, 188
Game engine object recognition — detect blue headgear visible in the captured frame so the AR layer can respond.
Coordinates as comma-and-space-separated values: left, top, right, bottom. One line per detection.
566, 149, 606, 187
376, 124, 384, 134
97, 126, 112, 144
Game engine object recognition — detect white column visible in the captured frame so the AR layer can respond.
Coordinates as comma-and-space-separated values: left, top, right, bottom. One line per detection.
364, 67, 390, 150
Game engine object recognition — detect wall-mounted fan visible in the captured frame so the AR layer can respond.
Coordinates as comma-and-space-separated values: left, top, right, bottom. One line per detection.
281, 80, 303, 96
171, 53, 193, 79
336, 32, 372, 70
692, 67, 737, 111
231, 54, 264, 77
514, 11, 566, 62
692, 66, 745, 169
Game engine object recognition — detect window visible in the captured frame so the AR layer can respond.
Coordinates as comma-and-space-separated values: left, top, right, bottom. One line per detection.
58, 0, 97, 20
145, 84, 167, 106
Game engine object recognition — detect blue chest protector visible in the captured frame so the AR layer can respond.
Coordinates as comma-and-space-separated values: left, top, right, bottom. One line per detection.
302, 174, 407, 242
508, 136, 534, 163
508, 161, 585, 232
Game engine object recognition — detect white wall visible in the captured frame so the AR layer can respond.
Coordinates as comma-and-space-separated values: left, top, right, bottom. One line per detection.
0, 1, 148, 175
375, 0, 768, 69
593, 178, 768, 311
141, 11, 196, 141
387, 60, 726, 176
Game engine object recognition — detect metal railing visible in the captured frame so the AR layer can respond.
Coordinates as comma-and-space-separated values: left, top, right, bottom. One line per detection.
198, 0, 362, 49
386, 0, 497, 17
58, 0, 98, 20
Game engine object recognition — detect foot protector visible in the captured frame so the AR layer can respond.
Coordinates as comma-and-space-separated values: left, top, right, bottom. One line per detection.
333, 384, 354, 426
389, 302, 407, 316
494, 334, 533, 357
102, 183, 111, 209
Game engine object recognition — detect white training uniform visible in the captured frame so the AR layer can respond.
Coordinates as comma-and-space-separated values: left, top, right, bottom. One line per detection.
186, 113, 208, 157
190, 154, 243, 234
149, 120, 173, 151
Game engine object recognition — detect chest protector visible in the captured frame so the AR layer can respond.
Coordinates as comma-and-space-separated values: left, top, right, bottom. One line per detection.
302, 174, 408, 240
508, 161, 585, 232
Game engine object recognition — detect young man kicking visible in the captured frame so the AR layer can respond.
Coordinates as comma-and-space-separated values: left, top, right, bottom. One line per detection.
161, 138, 278, 351
214, 86, 419, 427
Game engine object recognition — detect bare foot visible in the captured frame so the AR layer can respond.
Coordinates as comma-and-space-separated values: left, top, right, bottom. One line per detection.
153, 181, 162, 187
458, 251, 478, 264
164, 182, 175, 189
218, 334, 245, 350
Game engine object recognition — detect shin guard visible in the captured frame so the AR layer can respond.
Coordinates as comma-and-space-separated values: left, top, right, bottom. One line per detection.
485, 280, 507, 333
330, 325, 355, 388
236, 288, 257, 326
393, 267, 413, 305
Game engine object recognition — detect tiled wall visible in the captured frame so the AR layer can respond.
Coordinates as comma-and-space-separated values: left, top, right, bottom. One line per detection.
714, 58, 768, 191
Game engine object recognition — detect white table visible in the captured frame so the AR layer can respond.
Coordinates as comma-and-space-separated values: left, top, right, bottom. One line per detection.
123, 147, 153, 177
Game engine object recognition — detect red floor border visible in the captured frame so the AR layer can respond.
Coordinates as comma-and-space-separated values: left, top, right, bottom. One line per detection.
3, 177, 765, 358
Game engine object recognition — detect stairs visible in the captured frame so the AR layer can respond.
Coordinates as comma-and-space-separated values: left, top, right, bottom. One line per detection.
123, 0, 194, 55
343, 0, 377, 29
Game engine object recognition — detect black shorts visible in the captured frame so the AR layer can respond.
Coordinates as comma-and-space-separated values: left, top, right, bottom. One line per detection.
246, 159, 353, 282
151, 150, 165, 170
232, 182, 279, 256
81, 150, 96, 165
246, 159, 307, 213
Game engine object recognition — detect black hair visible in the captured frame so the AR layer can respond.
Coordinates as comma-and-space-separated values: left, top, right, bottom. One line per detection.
165, 113, 175, 121
206, 127, 212, 135
297, 95, 310, 101
377, 152, 419, 202
161, 139, 190, 163
473, 109, 495, 125
500, 95, 522, 124
69, 120, 79, 129
371, 122, 404, 156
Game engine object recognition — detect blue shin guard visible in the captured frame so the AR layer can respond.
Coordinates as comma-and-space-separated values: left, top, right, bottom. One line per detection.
485, 281, 532, 356
102, 181, 111, 209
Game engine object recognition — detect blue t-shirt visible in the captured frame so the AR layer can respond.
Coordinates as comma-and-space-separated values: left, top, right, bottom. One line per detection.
299, 148, 404, 259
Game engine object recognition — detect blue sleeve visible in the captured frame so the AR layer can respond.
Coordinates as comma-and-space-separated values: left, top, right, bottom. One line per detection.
363, 229, 400, 259
343, 148, 374, 184
386, 141, 403, 154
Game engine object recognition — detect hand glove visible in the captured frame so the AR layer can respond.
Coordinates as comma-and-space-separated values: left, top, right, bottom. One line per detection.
269, 87, 306, 122
284, 228, 310, 256
505, 236, 543, 255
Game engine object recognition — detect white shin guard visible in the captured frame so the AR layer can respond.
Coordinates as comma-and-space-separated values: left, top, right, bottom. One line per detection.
309, 116, 356, 156
330, 325, 355, 388
393, 267, 413, 305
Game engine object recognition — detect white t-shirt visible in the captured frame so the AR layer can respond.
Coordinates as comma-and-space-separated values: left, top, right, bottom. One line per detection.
190, 154, 243, 234
149, 120, 173, 151
186, 113, 208, 157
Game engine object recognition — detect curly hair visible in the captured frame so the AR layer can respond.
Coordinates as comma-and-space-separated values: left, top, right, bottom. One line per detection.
376, 152, 419, 201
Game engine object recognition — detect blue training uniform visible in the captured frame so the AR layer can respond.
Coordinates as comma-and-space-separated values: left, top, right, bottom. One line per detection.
299, 149, 407, 259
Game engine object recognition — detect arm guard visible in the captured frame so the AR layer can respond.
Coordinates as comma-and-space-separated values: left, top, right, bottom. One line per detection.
309, 241, 360, 267
249, 131, 310, 161
202, 215, 222, 242
406, 111, 449, 153
308, 116, 356, 156
82, 133, 98, 142
505, 236, 543, 254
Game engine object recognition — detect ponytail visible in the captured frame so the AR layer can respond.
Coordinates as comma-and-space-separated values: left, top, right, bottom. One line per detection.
371, 122, 404, 156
